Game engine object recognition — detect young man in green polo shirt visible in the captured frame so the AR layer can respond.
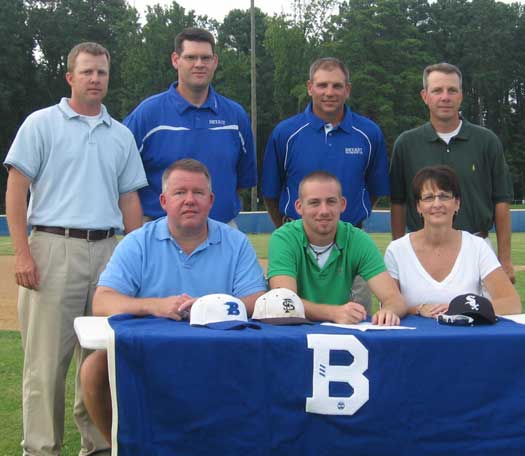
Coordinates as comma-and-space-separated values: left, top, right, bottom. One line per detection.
267, 171, 406, 325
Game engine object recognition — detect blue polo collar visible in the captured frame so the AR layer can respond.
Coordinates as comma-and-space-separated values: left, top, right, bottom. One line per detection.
168, 82, 219, 115
304, 102, 354, 134
58, 97, 111, 126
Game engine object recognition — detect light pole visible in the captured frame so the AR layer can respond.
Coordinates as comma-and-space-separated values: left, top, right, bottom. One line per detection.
250, 0, 258, 211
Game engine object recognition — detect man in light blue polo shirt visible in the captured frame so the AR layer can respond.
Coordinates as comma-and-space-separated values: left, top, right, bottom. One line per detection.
124, 27, 257, 224
4, 43, 147, 456
262, 57, 390, 313
80, 158, 266, 444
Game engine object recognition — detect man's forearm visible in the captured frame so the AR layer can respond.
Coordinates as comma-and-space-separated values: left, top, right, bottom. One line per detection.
494, 201, 515, 282
494, 202, 512, 263
264, 197, 283, 228
119, 191, 143, 234
368, 272, 407, 318
390, 202, 407, 240
380, 293, 407, 318
6, 168, 31, 256
239, 290, 266, 316
93, 286, 152, 316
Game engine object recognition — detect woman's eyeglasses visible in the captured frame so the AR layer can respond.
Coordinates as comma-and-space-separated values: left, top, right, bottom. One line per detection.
420, 193, 454, 203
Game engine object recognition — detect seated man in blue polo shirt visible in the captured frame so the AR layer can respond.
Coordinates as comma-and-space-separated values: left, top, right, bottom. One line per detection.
80, 158, 266, 444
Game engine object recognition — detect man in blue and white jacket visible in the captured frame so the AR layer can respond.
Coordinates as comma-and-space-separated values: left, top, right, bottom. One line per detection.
262, 57, 390, 312
124, 27, 256, 225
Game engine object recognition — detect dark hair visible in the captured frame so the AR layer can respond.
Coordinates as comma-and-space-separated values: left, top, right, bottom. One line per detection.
422, 62, 462, 90
412, 165, 461, 201
309, 57, 350, 82
162, 158, 212, 192
298, 171, 342, 199
67, 42, 110, 72
174, 27, 215, 54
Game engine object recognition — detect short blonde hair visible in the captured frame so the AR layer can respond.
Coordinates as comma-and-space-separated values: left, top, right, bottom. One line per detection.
67, 42, 110, 72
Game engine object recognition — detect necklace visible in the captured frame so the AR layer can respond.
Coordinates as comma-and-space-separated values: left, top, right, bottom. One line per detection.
308, 242, 335, 260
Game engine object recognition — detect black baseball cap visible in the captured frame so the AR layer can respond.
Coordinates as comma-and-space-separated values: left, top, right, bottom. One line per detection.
446, 293, 497, 325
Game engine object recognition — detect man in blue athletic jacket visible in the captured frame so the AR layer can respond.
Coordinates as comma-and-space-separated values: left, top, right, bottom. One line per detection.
124, 27, 257, 224
262, 57, 390, 312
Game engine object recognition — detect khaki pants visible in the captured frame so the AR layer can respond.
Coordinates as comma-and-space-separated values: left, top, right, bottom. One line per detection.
19, 230, 115, 455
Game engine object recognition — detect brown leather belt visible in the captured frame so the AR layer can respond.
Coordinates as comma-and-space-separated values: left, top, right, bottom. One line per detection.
473, 230, 489, 239
34, 226, 115, 241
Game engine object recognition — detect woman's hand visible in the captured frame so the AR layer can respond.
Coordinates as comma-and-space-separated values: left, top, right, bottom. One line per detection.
417, 303, 449, 318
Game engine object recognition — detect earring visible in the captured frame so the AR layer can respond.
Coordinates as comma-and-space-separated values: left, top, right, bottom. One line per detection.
454, 210, 458, 216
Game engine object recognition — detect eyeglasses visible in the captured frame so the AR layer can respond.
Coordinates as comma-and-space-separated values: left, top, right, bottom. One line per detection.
437, 314, 474, 326
180, 54, 215, 64
420, 193, 454, 203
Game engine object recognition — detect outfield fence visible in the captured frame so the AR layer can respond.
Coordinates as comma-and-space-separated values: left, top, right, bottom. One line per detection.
2, 210, 525, 235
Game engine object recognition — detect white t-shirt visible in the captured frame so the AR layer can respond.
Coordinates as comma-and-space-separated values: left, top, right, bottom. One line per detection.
384, 231, 501, 307
437, 120, 462, 144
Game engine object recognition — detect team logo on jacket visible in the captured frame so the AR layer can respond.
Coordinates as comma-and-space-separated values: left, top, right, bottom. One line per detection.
345, 147, 363, 155
209, 119, 226, 126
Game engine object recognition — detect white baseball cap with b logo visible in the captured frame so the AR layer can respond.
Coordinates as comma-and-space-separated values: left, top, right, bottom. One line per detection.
190, 293, 260, 330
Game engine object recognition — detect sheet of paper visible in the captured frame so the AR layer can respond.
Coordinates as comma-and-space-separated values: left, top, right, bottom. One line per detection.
500, 314, 525, 325
321, 322, 416, 332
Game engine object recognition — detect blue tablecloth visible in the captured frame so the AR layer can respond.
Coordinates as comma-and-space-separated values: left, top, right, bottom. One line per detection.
108, 315, 525, 455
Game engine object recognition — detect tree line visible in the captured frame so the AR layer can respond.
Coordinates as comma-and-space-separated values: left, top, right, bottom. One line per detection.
1, 0, 524, 212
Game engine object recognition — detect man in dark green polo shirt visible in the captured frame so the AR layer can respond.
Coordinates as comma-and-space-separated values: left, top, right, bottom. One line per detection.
267, 171, 406, 325
390, 62, 514, 283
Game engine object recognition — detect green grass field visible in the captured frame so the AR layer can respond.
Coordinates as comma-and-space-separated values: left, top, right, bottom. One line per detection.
0, 233, 524, 454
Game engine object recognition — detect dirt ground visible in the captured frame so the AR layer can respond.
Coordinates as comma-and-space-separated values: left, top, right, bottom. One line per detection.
0, 257, 20, 330
0, 257, 269, 331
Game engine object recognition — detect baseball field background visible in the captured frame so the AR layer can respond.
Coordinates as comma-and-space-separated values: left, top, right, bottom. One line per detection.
0, 233, 524, 454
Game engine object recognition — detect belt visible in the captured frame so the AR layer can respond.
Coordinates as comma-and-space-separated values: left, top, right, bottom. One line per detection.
473, 230, 488, 239
34, 226, 115, 241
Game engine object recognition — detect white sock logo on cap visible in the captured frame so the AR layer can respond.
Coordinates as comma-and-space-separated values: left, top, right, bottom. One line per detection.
465, 295, 480, 311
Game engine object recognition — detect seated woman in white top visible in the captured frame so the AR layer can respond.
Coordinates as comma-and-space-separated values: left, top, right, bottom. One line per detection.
385, 165, 520, 318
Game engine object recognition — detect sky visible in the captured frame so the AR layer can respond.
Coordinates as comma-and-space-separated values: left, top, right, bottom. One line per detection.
129, 0, 293, 21
129, 0, 523, 22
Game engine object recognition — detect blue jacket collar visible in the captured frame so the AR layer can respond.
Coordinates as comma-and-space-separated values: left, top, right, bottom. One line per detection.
169, 82, 219, 114
305, 102, 354, 133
